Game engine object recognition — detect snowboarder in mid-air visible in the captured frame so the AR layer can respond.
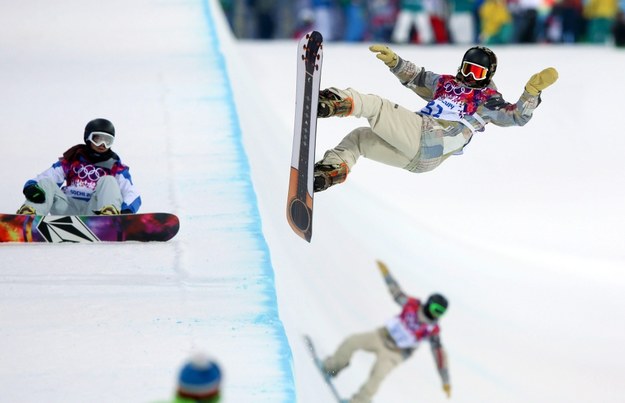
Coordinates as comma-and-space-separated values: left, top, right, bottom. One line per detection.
16, 118, 141, 216
313, 45, 559, 192
321, 261, 451, 402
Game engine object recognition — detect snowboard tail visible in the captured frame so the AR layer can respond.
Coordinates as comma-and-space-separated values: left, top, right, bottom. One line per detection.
0, 213, 179, 243
287, 168, 313, 236
286, 31, 323, 242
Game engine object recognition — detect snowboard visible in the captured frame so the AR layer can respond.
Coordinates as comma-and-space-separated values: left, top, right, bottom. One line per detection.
303, 335, 348, 403
0, 213, 179, 243
286, 31, 323, 242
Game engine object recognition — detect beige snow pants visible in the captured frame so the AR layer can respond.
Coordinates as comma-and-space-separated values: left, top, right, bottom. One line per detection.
323, 328, 405, 403
319, 87, 424, 171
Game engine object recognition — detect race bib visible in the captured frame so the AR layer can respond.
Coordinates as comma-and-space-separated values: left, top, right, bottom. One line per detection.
420, 98, 465, 122
385, 317, 419, 349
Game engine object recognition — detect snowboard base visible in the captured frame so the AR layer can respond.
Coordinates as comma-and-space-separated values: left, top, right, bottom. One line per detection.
286, 31, 323, 242
0, 213, 179, 243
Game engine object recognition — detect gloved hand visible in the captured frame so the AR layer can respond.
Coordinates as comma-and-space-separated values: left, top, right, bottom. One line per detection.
525, 67, 558, 96
23, 183, 46, 204
369, 44, 398, 68
376, 260, 390, 276
443, 383, 451, 398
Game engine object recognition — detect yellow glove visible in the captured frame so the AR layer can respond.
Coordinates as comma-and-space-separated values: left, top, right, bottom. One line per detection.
525, 67, 559, 96
376, 260, 390, 276
443, 383, 451, 398
369, 44, 398, 68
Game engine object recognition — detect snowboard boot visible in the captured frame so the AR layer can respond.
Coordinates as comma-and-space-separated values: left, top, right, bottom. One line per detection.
313, 162, 349, 192
321, 359, 341, 378
318, 88, 353, 118
322, 366, 339, 379
98, 205, 120, 215
16, 204, 36, 215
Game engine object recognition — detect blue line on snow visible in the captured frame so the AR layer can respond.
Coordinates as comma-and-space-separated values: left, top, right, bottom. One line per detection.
200, 1, 296, 401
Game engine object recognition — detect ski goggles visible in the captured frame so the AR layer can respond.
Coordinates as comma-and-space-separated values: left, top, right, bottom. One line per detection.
428, 302, 447, 318
460, 61, 489, 80
87, 131, 115, 148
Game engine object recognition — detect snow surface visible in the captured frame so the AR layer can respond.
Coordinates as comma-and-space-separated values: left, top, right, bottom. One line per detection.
1, 0, 625, 402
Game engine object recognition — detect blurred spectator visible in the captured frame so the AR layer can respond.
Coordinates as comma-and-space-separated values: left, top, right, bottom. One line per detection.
446, 0, 478, 44
219, 0, 235, 30
368, 0, 400, 41
547, 0, 584, 42
479, 0, 514, 43
217, 0, 623, 44
160, 353, 222, 403
293, 8, 316, 39
469, 0, 486, 42
312, 0, 339, 40
392, 0, 434, 43
343, 0, 368, 41
427, 0, 454, 42
584, 0, 619, 42
614, 9, 625, 46
249, 0, 278, 38
534, 0, 555, 42
509, 0, 541, 42
224, 0, 256, 38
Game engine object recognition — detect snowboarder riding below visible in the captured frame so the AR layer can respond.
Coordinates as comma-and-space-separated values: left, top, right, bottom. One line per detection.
16, 118, 141, 216
322, 261, 451, 402
313, 45, 559, 192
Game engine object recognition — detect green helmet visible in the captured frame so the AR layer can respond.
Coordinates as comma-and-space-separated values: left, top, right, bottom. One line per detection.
424, 293, 448, 320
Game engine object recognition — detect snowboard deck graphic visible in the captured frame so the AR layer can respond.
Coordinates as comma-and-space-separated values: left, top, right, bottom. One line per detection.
0, 213, 179, 243
287, 31, 323, 242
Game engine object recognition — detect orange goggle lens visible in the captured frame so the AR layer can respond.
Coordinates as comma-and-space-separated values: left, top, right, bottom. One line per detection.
461, 61, 489, 80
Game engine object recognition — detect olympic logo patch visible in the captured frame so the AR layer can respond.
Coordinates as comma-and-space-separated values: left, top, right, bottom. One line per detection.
73, 164, 107, 181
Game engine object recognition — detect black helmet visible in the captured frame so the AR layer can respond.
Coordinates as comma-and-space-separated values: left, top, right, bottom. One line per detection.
456, 46, 497, 88
424, 293, 448, 320
84, 118, 115, 144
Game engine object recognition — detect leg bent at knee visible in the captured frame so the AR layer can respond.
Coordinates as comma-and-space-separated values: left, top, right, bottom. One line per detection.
90, 176, 123, 215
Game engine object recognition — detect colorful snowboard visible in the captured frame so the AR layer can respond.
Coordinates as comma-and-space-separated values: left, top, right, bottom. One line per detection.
303, 335, 348, 403
0, 213, 179, 243
286, 31, 323, 242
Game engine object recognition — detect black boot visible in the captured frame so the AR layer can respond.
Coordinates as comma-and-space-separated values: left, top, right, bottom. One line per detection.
318, 88, 353, 118
313, 162, 349, 192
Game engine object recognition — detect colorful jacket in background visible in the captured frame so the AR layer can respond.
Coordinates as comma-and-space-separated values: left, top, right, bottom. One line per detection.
479, 0, 513, 42
399, 0, 425, 11
24, 144, 141, 213
583, 0, 618, 18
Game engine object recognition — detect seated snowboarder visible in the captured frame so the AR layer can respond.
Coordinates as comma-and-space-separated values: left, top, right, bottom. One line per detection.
16, 118, 141, 216
313, 45, 559, 192
322, 261, 451, 402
